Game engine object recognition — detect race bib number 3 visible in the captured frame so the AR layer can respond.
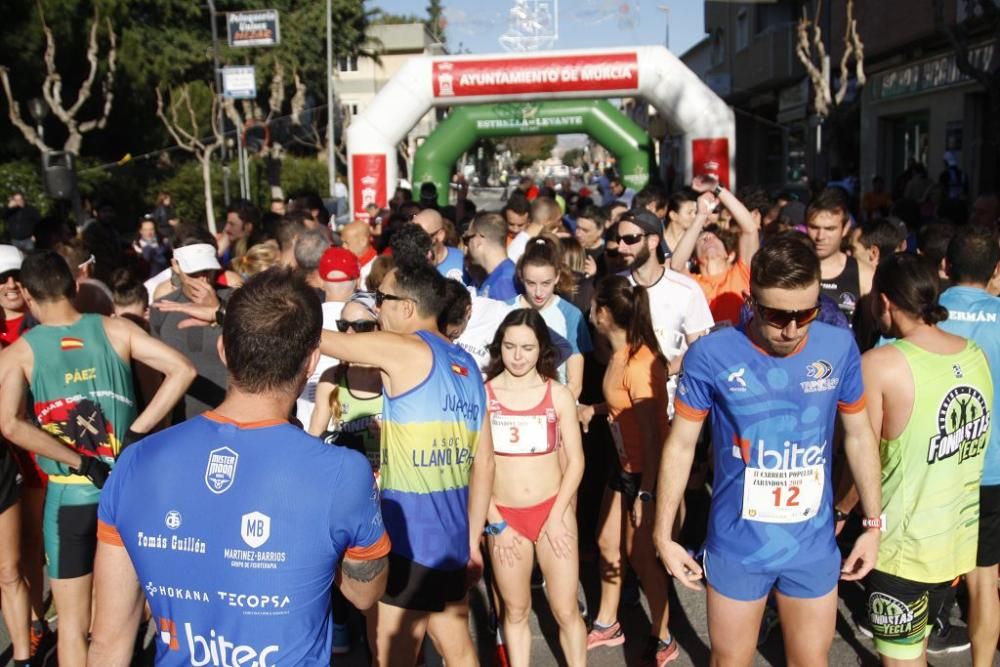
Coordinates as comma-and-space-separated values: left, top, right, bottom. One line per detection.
491, 413, 549, 455
741, 465, 824, 524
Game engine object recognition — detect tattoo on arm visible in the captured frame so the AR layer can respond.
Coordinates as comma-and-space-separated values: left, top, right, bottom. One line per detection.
342, 556, 387, 583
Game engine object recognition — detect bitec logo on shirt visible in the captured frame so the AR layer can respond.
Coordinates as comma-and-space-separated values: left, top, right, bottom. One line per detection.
158, 616, 280, 666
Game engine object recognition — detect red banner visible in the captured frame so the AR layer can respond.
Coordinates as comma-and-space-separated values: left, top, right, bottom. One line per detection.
691, 138, 731, 190
352, 154, 387, 221
433, 53, 639, 98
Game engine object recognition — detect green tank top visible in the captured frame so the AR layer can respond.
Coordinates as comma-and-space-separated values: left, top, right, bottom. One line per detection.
878, 338, 993, 582
325, 369, 382, 474
24, 313, 137, 484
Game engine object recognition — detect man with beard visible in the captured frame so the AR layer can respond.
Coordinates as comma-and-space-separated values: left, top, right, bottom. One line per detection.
618, 210, 713, 394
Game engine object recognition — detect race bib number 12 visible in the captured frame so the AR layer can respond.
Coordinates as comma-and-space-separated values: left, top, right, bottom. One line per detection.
741, 465, 824, 524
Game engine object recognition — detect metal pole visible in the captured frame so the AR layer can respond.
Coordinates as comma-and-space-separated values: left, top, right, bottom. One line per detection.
208, 0, 231, 206
326, 0, 337, 199
658, 4, 670, 50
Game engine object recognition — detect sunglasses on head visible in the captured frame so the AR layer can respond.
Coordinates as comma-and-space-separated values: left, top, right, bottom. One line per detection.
0, 269, 21, 284
374, 290, 409, 308
335, 319, 378, 333
615, 233, 647, 246
750, 296, 821, 329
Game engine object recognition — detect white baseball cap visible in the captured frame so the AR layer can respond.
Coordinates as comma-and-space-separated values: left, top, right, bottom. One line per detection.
173, 243, 222, 274
0, 245, 23, 274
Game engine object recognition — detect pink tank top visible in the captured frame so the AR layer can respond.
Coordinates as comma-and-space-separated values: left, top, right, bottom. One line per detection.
486, 380, 561, 457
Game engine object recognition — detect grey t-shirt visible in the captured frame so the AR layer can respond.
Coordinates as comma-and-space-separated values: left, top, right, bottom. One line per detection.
150, 288, 231, 421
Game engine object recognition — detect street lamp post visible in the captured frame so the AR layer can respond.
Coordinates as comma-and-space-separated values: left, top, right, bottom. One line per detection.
207, 0, 231, 206
28, 97, 48, 144
658, 4, 670, 51
327, 0, 337, 200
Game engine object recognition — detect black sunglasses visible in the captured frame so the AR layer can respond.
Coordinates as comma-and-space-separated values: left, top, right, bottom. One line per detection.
749, 296, 821, 329
615, 233, 648, 246
374, 290, 409, 308
0, 270, 21, 284
336, 319, 378, 333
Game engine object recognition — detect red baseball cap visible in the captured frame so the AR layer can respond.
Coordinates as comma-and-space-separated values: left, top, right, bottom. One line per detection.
319, 246, 360, 282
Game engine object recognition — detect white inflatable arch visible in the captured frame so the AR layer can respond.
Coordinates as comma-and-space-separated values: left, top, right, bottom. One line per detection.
346, 46, 735, 219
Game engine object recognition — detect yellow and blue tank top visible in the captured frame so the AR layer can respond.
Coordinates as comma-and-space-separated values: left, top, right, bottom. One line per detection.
379, 330, 485, 570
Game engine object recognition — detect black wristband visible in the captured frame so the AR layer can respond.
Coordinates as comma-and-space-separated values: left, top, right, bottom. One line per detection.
72, 456, 111, 489
120, 429, 144, 455
834, 508, 851, 522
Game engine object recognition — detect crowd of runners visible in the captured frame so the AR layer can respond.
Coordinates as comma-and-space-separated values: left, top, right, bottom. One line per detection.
0, 168, 997, 667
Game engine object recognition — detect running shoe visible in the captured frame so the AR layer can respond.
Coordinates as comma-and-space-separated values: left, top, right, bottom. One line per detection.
331, 622, 350, 655
640, 635, 679, 666
29, 620, 54, 661
855, 615, 873, 638
586, 620, 625, 649
926, 621, 970, 654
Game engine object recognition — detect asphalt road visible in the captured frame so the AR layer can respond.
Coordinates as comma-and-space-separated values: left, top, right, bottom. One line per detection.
3, 569, 990, 666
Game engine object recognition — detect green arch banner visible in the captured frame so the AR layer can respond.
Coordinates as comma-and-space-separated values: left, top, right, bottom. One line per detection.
412, 99, 656, 206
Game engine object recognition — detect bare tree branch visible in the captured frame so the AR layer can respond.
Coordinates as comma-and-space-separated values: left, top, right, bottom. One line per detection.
267, 61, 285, 123
0, 67, 50, 153
156, 84, 223, 233
13, 1, 118, 155
796, 9, 830, 117
77, 18, 118, 135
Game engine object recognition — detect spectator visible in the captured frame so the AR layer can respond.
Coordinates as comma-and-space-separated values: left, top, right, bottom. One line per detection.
3, 191, 40, 252
131, 214, 170, 279
862, 176, 893, 221
150, 191, 177, 238
294, 228, 333, 290
218, 200, 260, 268
465, 212, 519, 301
150, 241, 230, 420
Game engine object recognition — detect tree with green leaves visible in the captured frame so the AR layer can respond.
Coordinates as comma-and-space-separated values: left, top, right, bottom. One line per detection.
426, 0, 446, 45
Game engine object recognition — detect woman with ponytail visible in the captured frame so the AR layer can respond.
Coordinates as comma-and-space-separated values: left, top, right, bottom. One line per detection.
510, 234, 592, 399
579, 274, 677, 664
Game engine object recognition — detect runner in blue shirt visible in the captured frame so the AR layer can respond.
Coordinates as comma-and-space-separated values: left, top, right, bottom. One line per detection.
414, 209, 466, 283
88, 269, 389, 667
938, 224, 1000, 666
653, 234, 883, 666
466, 212, 520, 301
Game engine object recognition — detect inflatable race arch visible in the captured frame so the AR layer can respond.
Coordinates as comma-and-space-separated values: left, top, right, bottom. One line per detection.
347, 46, 735, 219
413, 99, 657, 207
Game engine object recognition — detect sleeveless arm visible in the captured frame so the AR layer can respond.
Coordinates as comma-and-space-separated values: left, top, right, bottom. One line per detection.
0, 342, 83, 469
87, 541, 144, 667
320, 330, 432, 396
107, 317, 197, 434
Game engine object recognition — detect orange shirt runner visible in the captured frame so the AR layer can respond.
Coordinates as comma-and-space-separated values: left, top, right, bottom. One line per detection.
603, 345, 669, 473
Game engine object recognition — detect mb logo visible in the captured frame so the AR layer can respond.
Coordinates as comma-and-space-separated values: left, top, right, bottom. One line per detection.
241, 511, 271, 549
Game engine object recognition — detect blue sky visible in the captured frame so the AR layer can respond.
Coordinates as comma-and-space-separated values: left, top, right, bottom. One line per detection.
373, 0, 707, 57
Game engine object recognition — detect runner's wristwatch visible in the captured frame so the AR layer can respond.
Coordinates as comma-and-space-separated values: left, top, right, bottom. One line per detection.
484, 521, 507, 536
637, 490, 655, 503
861, 516, 884, 530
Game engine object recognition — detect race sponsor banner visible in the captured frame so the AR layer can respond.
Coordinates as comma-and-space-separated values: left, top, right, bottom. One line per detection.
691, 138, 731, 189
352, 154, 387, 220
432, 53, 639, 98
